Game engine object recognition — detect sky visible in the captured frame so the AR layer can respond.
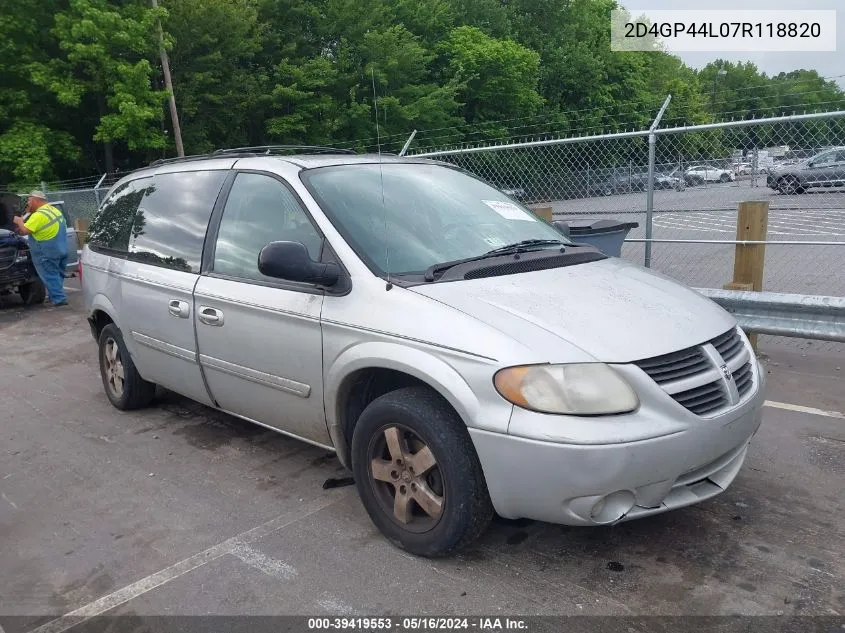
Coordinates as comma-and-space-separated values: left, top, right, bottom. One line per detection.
618, 0, 844, 88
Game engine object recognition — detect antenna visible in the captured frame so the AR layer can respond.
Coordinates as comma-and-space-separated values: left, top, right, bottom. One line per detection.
371, 67, 392, 290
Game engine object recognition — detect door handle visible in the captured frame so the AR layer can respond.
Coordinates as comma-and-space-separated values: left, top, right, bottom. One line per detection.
198, 305, 224, 326
168, 299, 190, 318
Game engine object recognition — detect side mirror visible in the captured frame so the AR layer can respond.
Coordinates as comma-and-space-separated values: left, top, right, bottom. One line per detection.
258, 241, 340, 286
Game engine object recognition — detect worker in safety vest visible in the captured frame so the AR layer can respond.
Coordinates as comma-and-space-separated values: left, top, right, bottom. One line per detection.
13, 190, 69, 307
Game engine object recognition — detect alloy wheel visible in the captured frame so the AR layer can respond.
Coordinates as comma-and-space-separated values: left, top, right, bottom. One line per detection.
103, 338, 125, 398
368, 425, 445, 533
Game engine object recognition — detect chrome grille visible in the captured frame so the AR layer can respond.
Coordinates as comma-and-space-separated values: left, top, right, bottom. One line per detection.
0, 246, 18, 271
711, 328, 744, 362
671, 381, 728, 416
634, 327, 754, 417
732, 362, 753, 398
634, 347, 710, 385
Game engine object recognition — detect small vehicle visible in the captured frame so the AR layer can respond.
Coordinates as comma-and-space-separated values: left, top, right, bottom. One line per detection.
81, 147, 765, 557
732, 162, 752, 176
685, 164, 735, 184
0, 204, 46, 305
500, 186, 526, 201
623, 172, 680, 192
587, 172, 679, 196
767, 146, 845, 194
0, 193, 79, 304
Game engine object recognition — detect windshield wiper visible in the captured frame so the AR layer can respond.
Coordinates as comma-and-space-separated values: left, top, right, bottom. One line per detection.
423, 239, 565, 282
483, 239, 565, 256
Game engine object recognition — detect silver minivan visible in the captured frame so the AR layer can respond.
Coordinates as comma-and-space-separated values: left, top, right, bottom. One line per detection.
81, 147, 765, 557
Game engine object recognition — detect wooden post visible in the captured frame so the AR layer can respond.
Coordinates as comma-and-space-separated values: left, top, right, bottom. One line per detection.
529, 204, 553, 222
725, 200, 768, 350
73, 218, 89, 250
151, 0, 184, 157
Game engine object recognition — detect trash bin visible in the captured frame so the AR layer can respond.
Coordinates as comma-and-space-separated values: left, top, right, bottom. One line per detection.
552, 218, 639, 257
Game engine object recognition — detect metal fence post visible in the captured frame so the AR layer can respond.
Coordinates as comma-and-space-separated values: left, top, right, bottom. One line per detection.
645, 94, 672, 268
93, 173, 107, 208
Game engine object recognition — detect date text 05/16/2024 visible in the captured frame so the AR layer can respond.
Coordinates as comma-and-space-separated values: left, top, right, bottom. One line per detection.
307, 617, 529, 630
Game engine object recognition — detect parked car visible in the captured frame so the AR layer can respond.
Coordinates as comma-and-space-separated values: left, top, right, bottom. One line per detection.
685, 164, 735, 184
767, 146, 845, 194
0, 194, 80, 305
587, 171, 679, 196
81, 148, 765, 557
624, 171, 681, 191
732, 162, 752, 176
500, 186, 526, 201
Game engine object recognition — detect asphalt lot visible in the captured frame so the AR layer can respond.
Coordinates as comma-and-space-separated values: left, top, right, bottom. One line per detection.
1, 284, 844, 632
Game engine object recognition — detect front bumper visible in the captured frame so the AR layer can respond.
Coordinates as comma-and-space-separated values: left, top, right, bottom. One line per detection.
469, 365, 765, 526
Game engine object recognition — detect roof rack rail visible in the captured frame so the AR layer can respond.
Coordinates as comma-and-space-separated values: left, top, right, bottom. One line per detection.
148, 154, 215, 167
211, 145, 356, 156
148, 145, 356, 168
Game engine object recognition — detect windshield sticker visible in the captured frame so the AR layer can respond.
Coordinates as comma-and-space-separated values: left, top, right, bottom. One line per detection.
482, 200, 533, 221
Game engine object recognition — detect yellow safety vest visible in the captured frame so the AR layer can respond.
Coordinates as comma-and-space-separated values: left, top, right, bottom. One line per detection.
26, 203, 66, 242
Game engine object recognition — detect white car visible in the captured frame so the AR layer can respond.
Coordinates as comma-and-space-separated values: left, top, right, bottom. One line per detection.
732, 162, 752, 176
685, 164, 736, 183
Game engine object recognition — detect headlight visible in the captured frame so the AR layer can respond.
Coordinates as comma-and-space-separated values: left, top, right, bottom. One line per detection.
493, 363, 639, 415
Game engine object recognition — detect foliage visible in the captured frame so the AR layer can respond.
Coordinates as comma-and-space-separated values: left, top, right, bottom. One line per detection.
1, 0, 843, 185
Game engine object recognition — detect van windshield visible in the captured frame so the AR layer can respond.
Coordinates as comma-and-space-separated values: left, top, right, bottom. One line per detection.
301, 163, 570, 276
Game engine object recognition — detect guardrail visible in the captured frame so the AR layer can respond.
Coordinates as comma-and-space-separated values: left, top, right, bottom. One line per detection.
695, 288, 845, 343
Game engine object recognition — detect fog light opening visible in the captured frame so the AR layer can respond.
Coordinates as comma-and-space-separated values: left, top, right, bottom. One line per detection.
590, 490, 636, 524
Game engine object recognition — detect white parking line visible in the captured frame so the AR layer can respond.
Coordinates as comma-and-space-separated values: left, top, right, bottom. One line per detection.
26, 497, 340, 633
764, 400, 845, 420
230, 543, 297, 580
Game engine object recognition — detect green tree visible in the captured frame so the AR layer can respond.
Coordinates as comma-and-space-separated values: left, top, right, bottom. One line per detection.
441, 26, 544, 130
0, 0, 81, 185
164, 0, 268, 154
29, 0, 168, 171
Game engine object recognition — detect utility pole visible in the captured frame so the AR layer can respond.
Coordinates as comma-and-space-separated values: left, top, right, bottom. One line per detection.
711, 68, 728, 116
151, 0, 184, 157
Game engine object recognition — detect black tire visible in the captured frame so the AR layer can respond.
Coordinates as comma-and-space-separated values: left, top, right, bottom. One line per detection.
19, 280, 46, 306
777, 176, 803, 195
98, 323, 156, 410
719, 173, 731, 183
351, 386, 494, 557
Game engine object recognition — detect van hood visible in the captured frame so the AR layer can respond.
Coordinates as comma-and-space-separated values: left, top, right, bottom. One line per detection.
409, 256, 735, 363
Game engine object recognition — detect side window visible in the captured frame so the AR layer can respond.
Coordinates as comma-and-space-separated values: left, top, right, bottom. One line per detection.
812, 151, 836, 166
127, 170, 227, 273
87, 179, 151, 253
213, 172, 323, 283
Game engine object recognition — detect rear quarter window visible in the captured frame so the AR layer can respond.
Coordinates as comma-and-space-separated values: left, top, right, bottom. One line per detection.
87, 179, 152, 254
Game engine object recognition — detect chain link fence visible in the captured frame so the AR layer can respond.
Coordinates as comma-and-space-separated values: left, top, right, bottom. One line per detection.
0, 172, 131, 225
410, 109, 845, 292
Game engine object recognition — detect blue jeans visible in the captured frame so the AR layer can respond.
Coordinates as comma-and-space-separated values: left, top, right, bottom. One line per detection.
29, 234, 68, 304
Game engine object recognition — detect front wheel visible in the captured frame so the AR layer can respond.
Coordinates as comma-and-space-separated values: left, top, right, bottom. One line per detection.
351, 386, 494, 557
98, 323, 156, 410
719, 173, 731, 183
777, 176, 804, 195
19, 280, 46, 306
